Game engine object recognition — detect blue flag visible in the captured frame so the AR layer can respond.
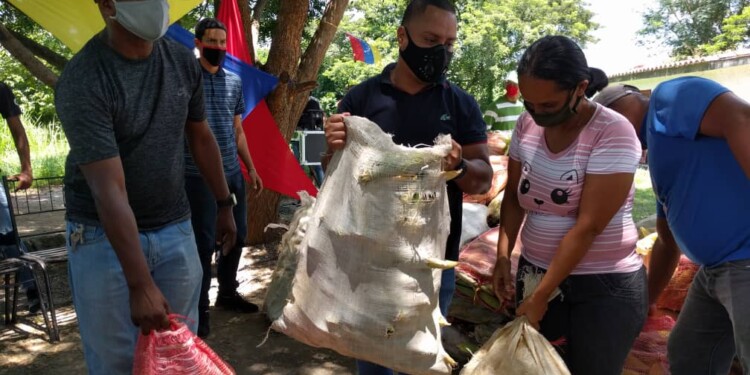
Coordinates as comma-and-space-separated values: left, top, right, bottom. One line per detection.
166, 24, 278, 119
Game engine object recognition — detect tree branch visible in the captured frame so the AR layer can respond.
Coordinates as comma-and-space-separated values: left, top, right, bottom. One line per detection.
238, 0, 256, 62
8, 29, 67, 71
265, 0, 309, 136
248, 0, 270, 64
281, 0, 349, 137
297, 0, 349, 83
252, 0, 269, 22
0, 22, 58, 88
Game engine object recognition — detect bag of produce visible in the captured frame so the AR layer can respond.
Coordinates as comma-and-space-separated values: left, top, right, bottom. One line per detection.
264, 116, 458, 374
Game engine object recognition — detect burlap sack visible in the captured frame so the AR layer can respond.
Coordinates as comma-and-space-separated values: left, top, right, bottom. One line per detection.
264, 116, 457, 374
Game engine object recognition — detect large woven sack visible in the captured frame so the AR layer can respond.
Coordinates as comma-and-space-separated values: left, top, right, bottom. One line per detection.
459, 316, 570, 375
132, 315, 235, 375
264, 116, 457, 374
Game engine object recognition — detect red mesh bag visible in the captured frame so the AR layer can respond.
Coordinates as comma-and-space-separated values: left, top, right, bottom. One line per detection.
656, 256, 699, 312
132, 314, 235, 375
623, 315, 675, 375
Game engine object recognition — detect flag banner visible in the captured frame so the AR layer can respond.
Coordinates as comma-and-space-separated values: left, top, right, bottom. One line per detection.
345, 33, 379, 65
8, 0, 202, 53
217, 0, 317, 198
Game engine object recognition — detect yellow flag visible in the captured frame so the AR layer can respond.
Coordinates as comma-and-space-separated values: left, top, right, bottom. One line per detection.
8, 0, 202, 53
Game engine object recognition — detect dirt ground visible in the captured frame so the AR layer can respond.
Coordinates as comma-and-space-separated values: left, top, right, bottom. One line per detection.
0, 198, 358, 375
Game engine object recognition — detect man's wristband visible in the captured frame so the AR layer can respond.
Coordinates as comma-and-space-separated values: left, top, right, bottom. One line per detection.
454, 158, 468, 179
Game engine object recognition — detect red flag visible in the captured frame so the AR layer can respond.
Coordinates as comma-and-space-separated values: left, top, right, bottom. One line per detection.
217, 0, 317, 198
216, 0, 252, 64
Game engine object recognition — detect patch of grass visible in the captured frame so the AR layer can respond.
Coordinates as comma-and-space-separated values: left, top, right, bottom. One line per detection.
0, 116, 68, 179
633, 167, 656, 224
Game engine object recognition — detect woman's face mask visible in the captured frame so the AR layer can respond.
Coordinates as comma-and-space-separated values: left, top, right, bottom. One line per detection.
524, 90, 583, 128
110, 0, 170, 42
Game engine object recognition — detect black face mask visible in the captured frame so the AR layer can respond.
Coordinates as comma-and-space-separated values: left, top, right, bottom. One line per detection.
399, 28, 453, 84
202, 45, 226, 67
524, 90, 583, 128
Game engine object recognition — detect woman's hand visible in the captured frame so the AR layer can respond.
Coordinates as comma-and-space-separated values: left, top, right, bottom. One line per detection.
516, 292, 549, 329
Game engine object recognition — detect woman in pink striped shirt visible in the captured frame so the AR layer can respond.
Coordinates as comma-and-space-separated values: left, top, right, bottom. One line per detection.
491, 35, 647, 374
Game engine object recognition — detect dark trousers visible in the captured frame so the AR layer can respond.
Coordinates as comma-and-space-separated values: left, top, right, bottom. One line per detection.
516, 256, 648, 375
185, 171, 247, 313
668, 259, 750, 375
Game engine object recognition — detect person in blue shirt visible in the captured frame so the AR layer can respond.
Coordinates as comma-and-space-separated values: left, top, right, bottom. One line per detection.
594, 78, 750, 374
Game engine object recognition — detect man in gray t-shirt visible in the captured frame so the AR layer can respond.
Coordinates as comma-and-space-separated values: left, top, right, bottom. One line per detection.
54, 1, 236, 373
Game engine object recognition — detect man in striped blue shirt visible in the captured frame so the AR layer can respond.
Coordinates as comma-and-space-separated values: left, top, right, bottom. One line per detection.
184, 18, 263, 338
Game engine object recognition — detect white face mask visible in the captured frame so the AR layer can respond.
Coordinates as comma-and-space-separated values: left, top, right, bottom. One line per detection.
110, 0, 170, 42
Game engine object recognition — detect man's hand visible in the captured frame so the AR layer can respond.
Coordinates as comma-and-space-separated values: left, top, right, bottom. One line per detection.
216, 206, 237, 255
10, 171, 32, 191
443, 140, 463, 171
324, 113, 350, 151
129, 282, 171, 335
248, 170, 263, 196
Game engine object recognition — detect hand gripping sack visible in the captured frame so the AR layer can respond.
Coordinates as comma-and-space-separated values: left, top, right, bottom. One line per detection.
264, 116, 458, 374
132, 314, 235, 375
460, 316, 570, 375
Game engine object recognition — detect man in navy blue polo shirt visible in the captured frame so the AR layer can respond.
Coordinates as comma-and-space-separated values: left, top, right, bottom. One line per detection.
324, 1, 492, 373
184, 18, 264, 338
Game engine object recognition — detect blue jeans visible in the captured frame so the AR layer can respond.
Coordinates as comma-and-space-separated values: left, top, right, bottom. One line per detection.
185, 171, 247, 313
67, 219, 202, 375
355, 268, 456, 375
516, 256, 647, 375
0, 183, 35, 294
668, 259, 750, 375
0, 179, 13, 234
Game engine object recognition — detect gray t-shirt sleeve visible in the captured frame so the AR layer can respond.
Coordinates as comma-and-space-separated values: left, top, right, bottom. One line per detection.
56, 78, 120, 166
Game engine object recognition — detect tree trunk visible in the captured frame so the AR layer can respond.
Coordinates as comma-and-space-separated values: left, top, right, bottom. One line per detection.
244, 0, 309, 245
237, 0, 256, 62
284, 0, 350, 140
244, 0, 348, 245
0, 22, 58, 88
8, 29, 68, 72
249, 0, 269, 64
